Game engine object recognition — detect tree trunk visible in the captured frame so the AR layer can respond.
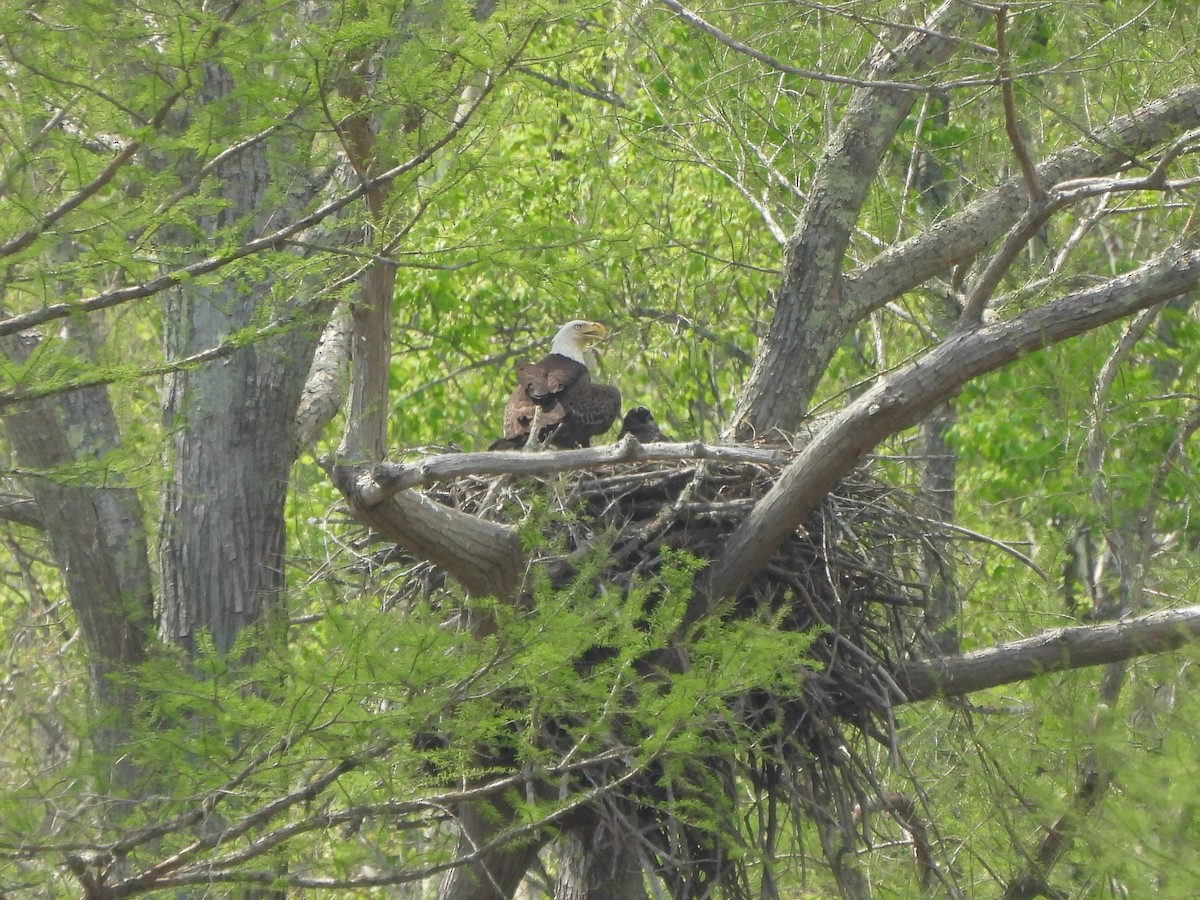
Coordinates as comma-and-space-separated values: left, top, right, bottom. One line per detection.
731, 1, 980, 436
436, 798, 547, 900
552, 825, 647, 900
0, 323, 153, 753
157, 63, 323, 658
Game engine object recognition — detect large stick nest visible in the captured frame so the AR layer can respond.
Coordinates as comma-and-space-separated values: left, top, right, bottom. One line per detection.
359, 448, 949, 895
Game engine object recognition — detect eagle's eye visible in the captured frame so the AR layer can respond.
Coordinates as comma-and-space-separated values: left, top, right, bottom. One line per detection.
574, 323, 585, 330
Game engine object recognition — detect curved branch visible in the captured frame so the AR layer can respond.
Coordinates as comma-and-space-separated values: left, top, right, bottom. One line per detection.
332, 465, 523, 601
659, 0, 955, 93
702, 241, 1200, 614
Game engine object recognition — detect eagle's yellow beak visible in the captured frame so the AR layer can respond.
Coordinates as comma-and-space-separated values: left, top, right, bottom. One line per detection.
577, 321, 607, 343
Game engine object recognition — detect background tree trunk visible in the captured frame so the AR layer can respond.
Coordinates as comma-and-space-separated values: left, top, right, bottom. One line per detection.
552, 821, 648, 900
0, 319, 152, 751
157, 64, 323, 657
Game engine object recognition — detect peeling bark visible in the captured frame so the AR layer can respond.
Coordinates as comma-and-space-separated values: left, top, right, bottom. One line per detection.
295, 306, 352, 455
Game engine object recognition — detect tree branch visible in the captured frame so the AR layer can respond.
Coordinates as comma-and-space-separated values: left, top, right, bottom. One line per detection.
0, 65, 502, 340
846, 84, 1200, 324
0, 491, 43, 530
332, 466, 524, 600
731, 1, 985, 436
702, 241, 1200, 612
659, 0, 964, 93
995, 6, 1044, 201
897, 604, 1200, 703
348, 437, 788, 505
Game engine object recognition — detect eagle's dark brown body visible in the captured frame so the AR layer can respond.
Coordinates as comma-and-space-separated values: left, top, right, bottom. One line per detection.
491, 352, 621, 450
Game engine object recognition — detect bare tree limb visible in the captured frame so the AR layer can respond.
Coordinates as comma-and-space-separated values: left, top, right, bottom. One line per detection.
659, 0, 974, 93
731, 1, 985, 436
332, 466, 523, 600
897, 604, 1200, 702
294, 306, 353, 455
0, 491, 42, 530
995, 6, 1044, 201
347, 437, 788, 505
847, 85, 1200, 326
703, 240, 1200, 613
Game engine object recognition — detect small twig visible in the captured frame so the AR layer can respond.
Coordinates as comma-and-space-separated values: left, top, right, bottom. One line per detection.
512, 64, 628, 108
995, 6, 1045, 201
907, 514, 1048, 580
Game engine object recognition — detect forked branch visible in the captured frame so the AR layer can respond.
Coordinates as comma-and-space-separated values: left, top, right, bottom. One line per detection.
702, 241, 1200, 613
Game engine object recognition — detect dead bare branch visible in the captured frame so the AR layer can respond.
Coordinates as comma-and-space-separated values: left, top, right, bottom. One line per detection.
995, 6, 1044, 201
351, 438, 789, 506
848, 85, 1200, 324
660, 0, 971, 94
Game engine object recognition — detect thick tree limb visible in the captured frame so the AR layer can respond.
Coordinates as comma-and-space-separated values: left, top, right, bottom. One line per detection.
846, 84, 1200, 325
351, 437, 789, 504
703, 241, 1200, 611
332, 465, 523, 600
294, 306, 352, 455
0, 491, 42, 529
731, 1, 984, 436
897, 605, 1200, 703
740, 82, 1200, 428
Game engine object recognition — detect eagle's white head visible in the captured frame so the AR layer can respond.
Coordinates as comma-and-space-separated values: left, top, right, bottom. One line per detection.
550, 320, 608, 363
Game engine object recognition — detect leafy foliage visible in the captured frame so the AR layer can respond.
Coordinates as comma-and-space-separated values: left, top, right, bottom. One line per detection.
3, 0, 1200, 897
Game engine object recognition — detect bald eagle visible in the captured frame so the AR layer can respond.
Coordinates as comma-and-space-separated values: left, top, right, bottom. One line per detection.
618, 406, 669, 443
490, 320, 621, 451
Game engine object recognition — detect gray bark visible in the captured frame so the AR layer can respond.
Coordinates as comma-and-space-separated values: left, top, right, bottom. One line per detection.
436, 799, 548, 900
157, 62, 325, 657
704, 241, 1200, 611
734, 72, 1200, 433
295, 306, 352, 456
0, 321, 153, 736
552, 825, 648, 900
917, 401, 960, 656
332, 469, 523, 601
898, 604, 1200, 703
731, 1, 981, 437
